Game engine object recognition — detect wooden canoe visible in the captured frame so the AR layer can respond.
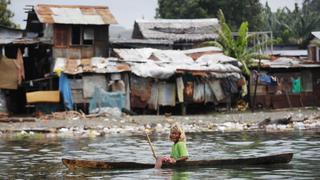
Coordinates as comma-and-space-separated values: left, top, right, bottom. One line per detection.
62, 152, 293, 170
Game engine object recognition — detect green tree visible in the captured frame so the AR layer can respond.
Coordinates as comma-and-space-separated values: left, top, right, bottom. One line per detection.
156, 0, 264, 31
0, 0, 16, 28
304, 0, 320, 14
202, 10, 256, 75
261, 1, 320, 47
284, 3, 320, 47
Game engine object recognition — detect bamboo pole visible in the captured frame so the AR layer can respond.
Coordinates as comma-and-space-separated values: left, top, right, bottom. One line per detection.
145, 131, 157, 159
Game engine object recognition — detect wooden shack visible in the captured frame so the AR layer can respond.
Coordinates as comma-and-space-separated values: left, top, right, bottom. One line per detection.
250, 58, 320, 109
308, 31, 320, 62
26, 4, 117, 59
22, 4, 119, 113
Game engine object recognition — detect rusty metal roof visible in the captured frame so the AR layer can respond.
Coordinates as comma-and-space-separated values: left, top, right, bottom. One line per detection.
34, 4, 117, 25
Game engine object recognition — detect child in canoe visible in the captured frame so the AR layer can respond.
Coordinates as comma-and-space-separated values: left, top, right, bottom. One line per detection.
155, 123, 189, 168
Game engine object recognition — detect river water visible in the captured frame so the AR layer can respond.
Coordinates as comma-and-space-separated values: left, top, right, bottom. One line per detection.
0, 131, 319, 179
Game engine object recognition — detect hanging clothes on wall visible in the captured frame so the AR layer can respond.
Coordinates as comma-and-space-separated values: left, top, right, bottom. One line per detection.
208, 79, 225, 102
193, 79, 205, 103
291, 77, 302, 94
148, 82, 159, 110
59, 73, 73, 110
16, 48, 25, 84
158, 81, 176, 106
130, 75, 152, 108
204, 81, 217, 104
0, 55, 18, 89
176, 77, 184, 103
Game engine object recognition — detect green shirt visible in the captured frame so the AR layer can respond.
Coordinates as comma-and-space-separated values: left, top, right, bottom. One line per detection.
170, 141, 189, 160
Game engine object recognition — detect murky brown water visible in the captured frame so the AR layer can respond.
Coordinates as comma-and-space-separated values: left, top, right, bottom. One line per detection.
0, 131, 319, 179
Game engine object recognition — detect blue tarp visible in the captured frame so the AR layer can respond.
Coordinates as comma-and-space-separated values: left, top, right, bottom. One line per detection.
59, 73, 73, 110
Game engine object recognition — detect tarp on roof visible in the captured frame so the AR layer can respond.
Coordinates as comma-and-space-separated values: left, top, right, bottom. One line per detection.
196, 53, 240, 66
114, 48, 242, 79
35, 4, 117, 25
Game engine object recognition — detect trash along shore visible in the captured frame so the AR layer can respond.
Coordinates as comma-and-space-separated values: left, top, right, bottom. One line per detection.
0, 108, 319, 138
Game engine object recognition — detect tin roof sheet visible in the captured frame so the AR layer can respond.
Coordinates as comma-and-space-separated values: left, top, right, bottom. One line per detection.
35, 4, 117, 25
253, 57, 320, 69
266, 50, 308, 57
312, 31, 320, 39
183, 46, 222, 54
53, 57, 130, 75
133, 18, 219, 42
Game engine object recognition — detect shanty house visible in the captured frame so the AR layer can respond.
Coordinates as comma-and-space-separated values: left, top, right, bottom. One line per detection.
0, 24, 43, 115
113, 47, 244, 114
308, 31, 320, 62
250, 57, 320, 109
22, 4, 125, 114
131, 19, 219, 50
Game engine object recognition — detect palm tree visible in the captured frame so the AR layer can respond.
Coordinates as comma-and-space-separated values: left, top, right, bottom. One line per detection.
261, 2, 320, 47
202, 10, 257, 75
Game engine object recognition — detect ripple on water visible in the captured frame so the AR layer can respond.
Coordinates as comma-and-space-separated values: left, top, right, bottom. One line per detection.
224, 141, 255, 146
1, 131, 320, 179
0, 152, 15, 155
39, 148, 51, 152
256, 174, 290, 179
14, 148, 31, 152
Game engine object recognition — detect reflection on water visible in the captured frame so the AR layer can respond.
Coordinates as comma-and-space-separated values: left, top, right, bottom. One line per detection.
0, 131, 320, 179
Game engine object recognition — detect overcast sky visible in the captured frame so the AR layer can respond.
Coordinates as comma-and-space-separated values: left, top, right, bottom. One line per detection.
9, 0, 303, 29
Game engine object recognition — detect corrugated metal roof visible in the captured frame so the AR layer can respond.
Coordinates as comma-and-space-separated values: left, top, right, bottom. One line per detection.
183, 46, 222, 54
0, 25, 24, 44
53, 57, 130, 74
133, 18, 219, 42
114, 48, 154, 62
35, 4, 117, 25
266, 50, 308, 57
312, 31, 320, 39
196, 53, 238, 64
110, 38, 174, 45
253, 57, 320, 69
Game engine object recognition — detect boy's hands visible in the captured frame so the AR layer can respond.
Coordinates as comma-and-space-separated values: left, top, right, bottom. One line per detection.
163, 157, 176, 164
169, 158, 176, 164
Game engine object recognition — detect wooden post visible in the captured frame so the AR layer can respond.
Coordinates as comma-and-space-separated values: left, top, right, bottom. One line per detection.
181, 103, 186, 115
252, 58, 261, 112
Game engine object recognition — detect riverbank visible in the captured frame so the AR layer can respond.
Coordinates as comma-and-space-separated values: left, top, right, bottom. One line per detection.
0, 107, 320, 138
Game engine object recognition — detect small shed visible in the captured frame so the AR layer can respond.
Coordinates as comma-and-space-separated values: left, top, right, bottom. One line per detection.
250, 57, 320, 109
132, 19, 219, 49
114, 47, 244, 114
308, 31, 320, 62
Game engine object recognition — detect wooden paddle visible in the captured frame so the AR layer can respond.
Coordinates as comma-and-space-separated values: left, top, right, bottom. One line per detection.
145, 130, 157, 159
